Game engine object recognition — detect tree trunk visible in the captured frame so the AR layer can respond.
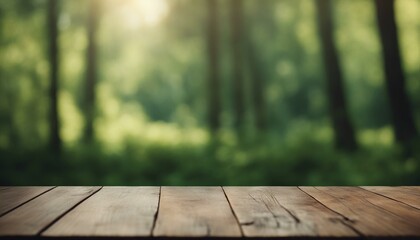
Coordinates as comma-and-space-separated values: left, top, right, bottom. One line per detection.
315, 0, 358, 151
206, 0, 221, 132
230, 0, 245, 130
48, 0, 61, 153
0, 11, 18, 146
85, 0, 99, 142
247, 43, 266, 131
374, 0, 418, 144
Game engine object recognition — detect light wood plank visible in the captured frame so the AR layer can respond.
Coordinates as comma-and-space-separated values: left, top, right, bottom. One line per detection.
362, 186, 420, 209
153, 187, 241, 237
402, 186, 420, 193
0, 186, 100, 236
224, 187, 358, 237
43, 187, 160, 237
0, 186, 54, 216
300, 187, 420, 237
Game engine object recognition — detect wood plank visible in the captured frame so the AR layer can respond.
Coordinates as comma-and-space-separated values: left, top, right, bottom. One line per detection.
0, 186, 100, 236
402, 186, 420, 193
0, 186, 54, 216
362, 186, 420, 209
153, 187, 241, 237
43, 187, 160, 237
224, 187, 358, 237
300, 187, 420, 237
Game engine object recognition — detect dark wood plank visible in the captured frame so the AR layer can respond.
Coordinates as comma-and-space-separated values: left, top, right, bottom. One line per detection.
0, 186, 54, 216
43, 187, 160, 237
362, 186, 420, 209
153, 187, 241, 237
300, 187, 420, 237
224, 187, 358, 237
0, 186, 100, 236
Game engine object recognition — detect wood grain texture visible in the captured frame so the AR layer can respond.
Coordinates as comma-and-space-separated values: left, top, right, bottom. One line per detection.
362, 186, 420, 209
300, 187, 420, 237
224, 187, 358, 237
43, 187, 160, 237
0, 186, 53, 216
153, 187, 241, 237
1, 186, 420, 238
402, 186, 420, 194
0, 186, 100, 236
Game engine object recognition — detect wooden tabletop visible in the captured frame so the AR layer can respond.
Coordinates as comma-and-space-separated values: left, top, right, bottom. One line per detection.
0, 187, 419, 239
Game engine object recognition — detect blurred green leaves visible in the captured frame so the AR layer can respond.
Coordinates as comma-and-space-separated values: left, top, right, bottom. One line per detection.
0, 0, 419, 185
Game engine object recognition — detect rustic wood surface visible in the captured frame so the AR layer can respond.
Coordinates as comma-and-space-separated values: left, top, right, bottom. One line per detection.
153, 187, 241, 237
0, 186, 54, 216
43, 187, 160, 237
0, 186, 100, 236
224, 187, 358, 237
361, 186, 420, 209
0, 186, 419, 239
299, 187, 420, 237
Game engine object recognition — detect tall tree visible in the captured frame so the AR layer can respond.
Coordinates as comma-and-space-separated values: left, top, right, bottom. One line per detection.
374, 0, 418, 144
230, 0, 245, 130
247, 42, 266, 130
0, 7, 17, 145
245, 0, 269, 131
85, 0, 100, 142
315, 0, 358, 151
47, 0, 61, 153
206, 0, 221, 132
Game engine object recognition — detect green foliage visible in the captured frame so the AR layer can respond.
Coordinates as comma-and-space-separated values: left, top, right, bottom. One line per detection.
0, 0, 419, 185
1, 126, 418, 185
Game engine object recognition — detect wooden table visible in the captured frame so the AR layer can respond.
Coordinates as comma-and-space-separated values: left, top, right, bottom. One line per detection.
0, 187, 419, 239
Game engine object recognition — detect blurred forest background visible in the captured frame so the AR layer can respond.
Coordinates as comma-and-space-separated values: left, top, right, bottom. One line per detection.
0, 0, 419, 185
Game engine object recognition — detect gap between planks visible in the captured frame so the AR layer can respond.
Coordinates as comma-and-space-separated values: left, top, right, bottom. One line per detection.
221, 186, 244, 237
150, 186, 162, 236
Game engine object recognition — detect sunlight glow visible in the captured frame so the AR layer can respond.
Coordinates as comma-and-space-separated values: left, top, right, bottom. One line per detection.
117, 0, 169, 29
